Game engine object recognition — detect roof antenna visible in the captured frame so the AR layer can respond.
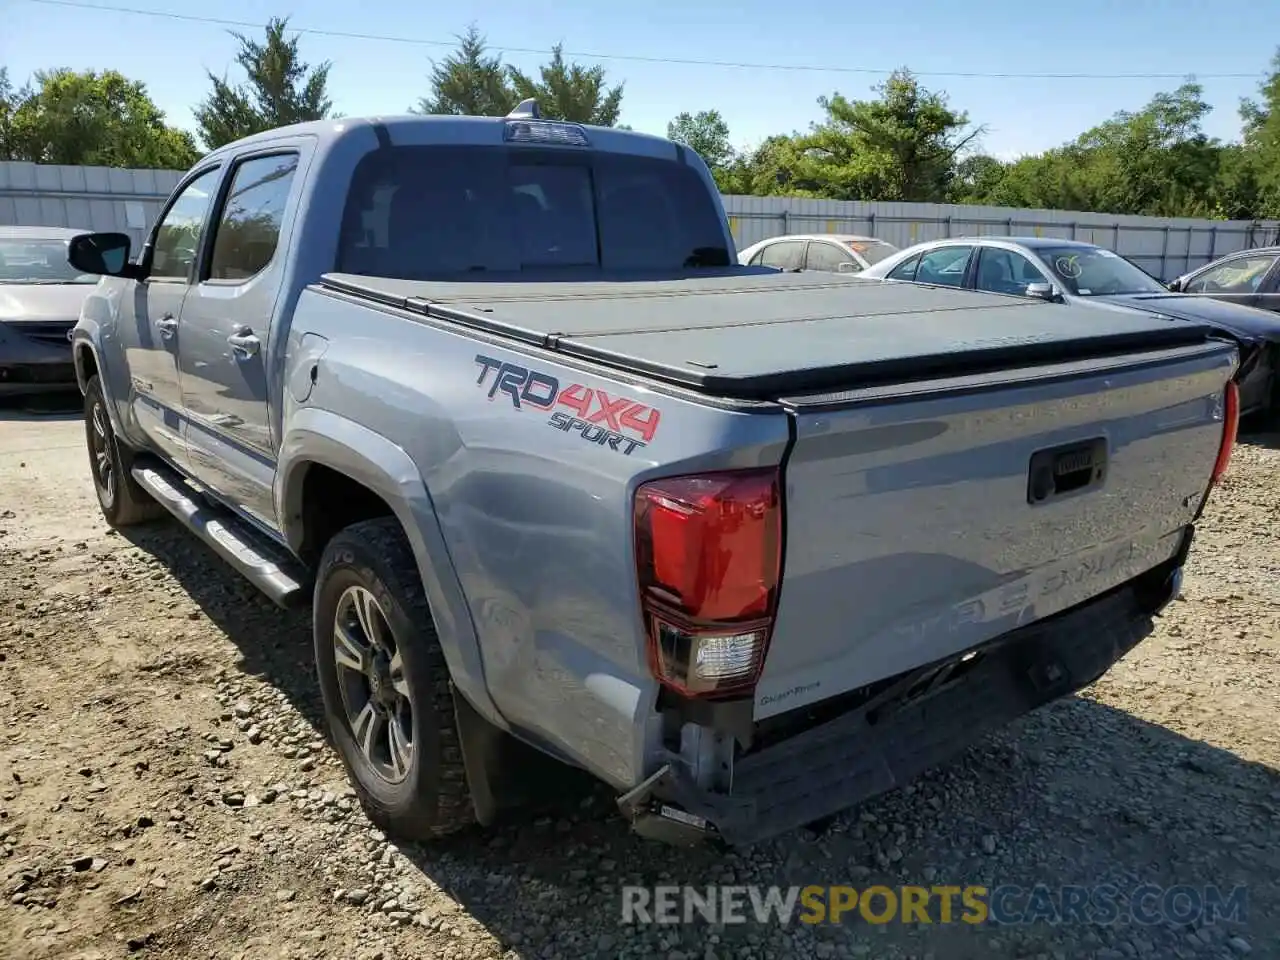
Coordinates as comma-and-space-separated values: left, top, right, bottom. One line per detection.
505, 98, 541, 120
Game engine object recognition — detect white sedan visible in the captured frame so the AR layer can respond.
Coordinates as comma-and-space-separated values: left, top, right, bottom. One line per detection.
737, 233, 900, 274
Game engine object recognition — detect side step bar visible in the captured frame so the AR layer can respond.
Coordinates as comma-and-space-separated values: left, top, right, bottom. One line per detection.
131, 463, 310, 608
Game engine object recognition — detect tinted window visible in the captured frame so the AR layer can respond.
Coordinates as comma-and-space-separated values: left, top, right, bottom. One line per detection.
806, 241, 855, 273
886, 254, 920, 281
208, 153, 299, 281
758, 240, 805, 271
151, 168, 220, 280
1040, 245, 1165, 296
915, 246, 973, 287
337, 146, 729, 277
1186, 255, 1278, 295
974, 247, 1045, 297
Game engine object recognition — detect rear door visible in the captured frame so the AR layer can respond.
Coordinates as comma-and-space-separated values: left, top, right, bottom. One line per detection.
178, 148, 306, 530
758, 239, 806, 272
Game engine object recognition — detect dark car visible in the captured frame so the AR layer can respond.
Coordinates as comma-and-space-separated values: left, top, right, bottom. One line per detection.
1167, 247, 1280, 315
861, 236, 1280, 419
0, 225, 98, 396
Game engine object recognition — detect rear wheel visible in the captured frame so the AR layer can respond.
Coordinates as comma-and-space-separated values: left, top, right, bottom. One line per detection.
83, 375, 164, 527
314, 517, 474, 840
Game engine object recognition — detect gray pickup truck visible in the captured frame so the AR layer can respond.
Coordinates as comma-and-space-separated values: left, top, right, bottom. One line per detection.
67, 102, 1240, 848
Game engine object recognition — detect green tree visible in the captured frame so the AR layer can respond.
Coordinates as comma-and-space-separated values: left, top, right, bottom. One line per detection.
950, 154, 1007, 203
194, 15, 334, 150
667, 109, 734, 169
0, 68, 27, 160
508, 44, 624, 126
2, 68, 197, 168
799, 69, 982, 201
415, 24, 515, 116
1240, 48, 1280, 219
714, 134, 816, 196
976, 83, 1226, 218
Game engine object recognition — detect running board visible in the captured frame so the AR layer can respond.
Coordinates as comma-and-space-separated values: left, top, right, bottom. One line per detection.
131, 464, 310, 609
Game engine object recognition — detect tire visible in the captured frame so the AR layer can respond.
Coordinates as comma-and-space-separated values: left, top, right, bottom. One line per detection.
83, 375, 165, 527
313, 517, 474, 840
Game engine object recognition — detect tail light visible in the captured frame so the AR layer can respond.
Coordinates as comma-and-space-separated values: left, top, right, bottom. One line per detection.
633, 468, 782, 699
1210, 380, 1239, 486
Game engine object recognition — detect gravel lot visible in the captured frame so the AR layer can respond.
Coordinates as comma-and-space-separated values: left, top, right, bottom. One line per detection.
1, 398, 1278, 960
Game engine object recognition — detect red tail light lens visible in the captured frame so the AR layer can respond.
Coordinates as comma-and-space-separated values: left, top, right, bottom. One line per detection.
633, 468, 782, 699
1210, 380, 1239, 486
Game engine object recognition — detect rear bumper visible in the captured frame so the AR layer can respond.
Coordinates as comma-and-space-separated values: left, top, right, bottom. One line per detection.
620, 531, 1189, 847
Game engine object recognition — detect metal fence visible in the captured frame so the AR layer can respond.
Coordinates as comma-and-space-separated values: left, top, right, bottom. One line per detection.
3, 160, 1277, 281
0, 161, 181, 249
721, 195, 1280, 281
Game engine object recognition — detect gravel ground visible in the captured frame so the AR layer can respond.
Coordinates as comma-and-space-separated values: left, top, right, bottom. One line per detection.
1, 398, 1278, 960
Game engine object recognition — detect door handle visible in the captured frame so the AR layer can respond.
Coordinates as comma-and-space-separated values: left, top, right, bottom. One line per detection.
227, 328, 261, 359
156, 314, 178, 338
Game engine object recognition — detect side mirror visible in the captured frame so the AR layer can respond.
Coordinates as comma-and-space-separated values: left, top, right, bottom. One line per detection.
1025, 282, 1062, 302
68, 232, 136, 278
1167, 277, 1185, 292
836, 261, 861, 274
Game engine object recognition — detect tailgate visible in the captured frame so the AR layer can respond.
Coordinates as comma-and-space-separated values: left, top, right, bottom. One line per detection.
754, 340, 1236, 719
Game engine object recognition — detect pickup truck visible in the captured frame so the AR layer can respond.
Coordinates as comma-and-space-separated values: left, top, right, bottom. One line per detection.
66, 101, 1240, 848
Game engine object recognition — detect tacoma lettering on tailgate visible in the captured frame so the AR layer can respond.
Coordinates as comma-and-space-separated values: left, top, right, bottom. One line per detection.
474, 354, 662, 456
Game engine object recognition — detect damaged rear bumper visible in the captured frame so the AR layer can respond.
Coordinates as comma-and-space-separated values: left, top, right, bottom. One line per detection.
619, 530, 1190, 847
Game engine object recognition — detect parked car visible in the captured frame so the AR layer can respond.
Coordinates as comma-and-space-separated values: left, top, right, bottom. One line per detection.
68, 104, 1238, 849
1167, 246, 1280, 314
737, 233, 899, 274
860, 236, 1280, 418
0, 225, 95, 395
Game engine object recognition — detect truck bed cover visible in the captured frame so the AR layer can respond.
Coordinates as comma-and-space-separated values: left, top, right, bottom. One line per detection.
319, 270, 1215, 399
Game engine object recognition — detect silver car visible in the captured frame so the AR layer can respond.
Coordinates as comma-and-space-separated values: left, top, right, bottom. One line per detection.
737, 233, 899, 274
0, 225, 97, 395
860, 235, 1280, 418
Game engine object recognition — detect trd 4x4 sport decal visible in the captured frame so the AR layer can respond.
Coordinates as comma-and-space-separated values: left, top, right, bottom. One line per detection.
474, 354, 662, 457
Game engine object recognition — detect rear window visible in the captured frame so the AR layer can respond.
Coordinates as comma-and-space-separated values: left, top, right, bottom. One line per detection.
846, 239, 897, 266
337, 146, 730, 277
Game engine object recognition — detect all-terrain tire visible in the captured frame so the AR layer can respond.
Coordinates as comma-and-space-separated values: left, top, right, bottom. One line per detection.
313, 517, 474, 840
82, 374, 165, 527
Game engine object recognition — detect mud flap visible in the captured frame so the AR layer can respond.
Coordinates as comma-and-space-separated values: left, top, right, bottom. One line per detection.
451, 685, 554, 826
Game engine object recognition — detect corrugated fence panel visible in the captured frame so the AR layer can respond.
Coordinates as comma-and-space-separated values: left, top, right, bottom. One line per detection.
722, 194, 1279, 279
0, 161, 182, 247
3, 162, 1278, 280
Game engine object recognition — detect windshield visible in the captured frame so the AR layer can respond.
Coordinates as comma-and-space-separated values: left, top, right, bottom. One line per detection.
846, 239, 898, 266
0, 238, 96, 284
1038, 245, 1166, 296
337, 145, 731, 277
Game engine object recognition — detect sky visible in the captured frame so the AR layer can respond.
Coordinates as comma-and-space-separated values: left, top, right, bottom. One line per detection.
4, 0, 1279, 160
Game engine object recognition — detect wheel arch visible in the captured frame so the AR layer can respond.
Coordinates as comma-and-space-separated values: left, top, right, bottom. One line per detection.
276, 407, 506, 731
73, 339, 98, 393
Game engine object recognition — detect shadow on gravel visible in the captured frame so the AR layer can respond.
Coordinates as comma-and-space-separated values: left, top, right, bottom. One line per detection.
121, 518, 1280, 959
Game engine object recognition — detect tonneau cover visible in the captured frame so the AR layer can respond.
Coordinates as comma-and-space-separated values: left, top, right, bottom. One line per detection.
319, 270, 1214, 398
